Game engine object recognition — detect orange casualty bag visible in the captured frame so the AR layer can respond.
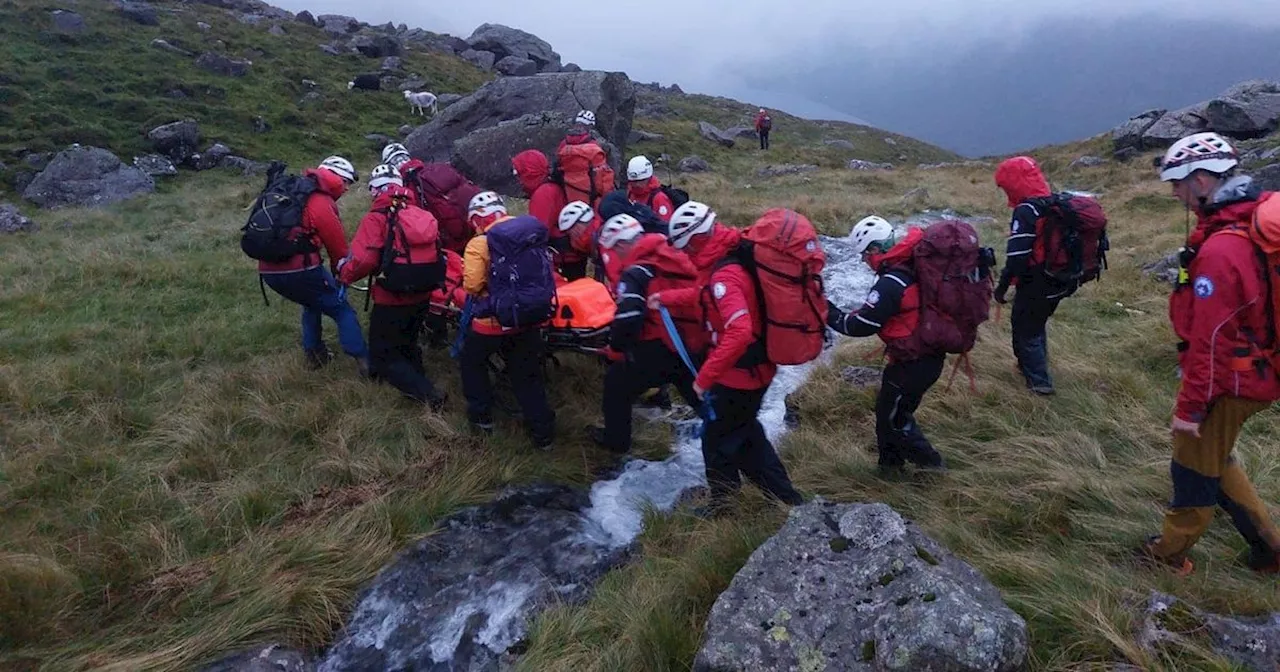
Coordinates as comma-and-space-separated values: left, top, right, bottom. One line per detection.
550, 278, 615, 330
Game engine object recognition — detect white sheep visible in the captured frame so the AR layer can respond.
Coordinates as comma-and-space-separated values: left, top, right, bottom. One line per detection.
404, 90, 438, 116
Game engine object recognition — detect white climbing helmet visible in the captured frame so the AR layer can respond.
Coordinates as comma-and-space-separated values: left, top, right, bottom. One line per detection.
467, 191, 506, 219
668, 201, 716, 249
574, 109, 596, 127
850, 215, 895, 255
558, 201, 594, 232
598, 214, 643, 249
627, 155, 654, 182
1159, 132, 1239, 182
319, 155, 357, 183
368, 163, 402, 191
381, 142, 410, 167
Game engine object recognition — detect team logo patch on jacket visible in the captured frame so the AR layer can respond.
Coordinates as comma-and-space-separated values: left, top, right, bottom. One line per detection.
713, 282, 726, 299
1193, 275, 1214, 299
865, 289, 880, 307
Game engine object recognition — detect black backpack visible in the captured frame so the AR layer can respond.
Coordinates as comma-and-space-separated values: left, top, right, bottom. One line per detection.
240, 161, 320, 263
648, 184, 690, 212
760, 115, 772, 132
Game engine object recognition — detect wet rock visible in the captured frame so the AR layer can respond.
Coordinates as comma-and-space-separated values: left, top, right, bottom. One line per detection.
195, 52, 252, 77
0, 203, 37, 234
132, 154, 178, 177
678, 155, 710, 173
698, 121, 735, 148
841, 366, 881, 389
1070, 155, 1106, 168
1112, 109, 1167, 152
51, 9, 86, 34
1139, 591, 1280, 672
460, 48, 496, 71
1141, 251, 1180, 284
118, 1, 158, 25
467, 23, 562, 73
319, 483, 630, 672
824, 139, 856, 150
23, 146, 154, 209
630, 130, 665, 143
694, 501, 1028, 672
202, 643, 313, 672
494, 55, 538, 77
147, 119, 201, 163
758, 164, 818, 178
151, 38, 192, 57
847, 159, 893, 171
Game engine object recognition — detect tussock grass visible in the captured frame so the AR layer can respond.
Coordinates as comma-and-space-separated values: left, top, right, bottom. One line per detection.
4, 137, 1280, 671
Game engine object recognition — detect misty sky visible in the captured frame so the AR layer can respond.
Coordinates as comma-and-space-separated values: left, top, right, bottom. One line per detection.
275, 0, 1280, 155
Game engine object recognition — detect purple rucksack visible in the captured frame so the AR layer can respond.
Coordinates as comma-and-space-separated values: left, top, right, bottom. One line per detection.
480, 215, 556, 329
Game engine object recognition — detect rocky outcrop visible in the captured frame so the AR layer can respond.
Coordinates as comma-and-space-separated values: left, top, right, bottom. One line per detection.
147, 119, 202, 163
694, 501, 1028, 672
349, 33, 401, 58
494, 55, 538, 77
192, 143, 232, 171
50, 9, 86, 34
133, 154, 178, 177
847, 159, 893, 171
1139, 592, 1280, 672
678, 156, 710, 173
405, 71, 635, 196
317, 14, 359, 37
697, 121, 735, 148
117, 1, 159, 25
0, 203, 37, 234
1112, 80, 1280, 152
466, 23, 562, 73
460, 48, 496, 71
195, 52, 252, 77
1257, 163, 1280, 192
1111, 109, 1166, 152
319, 484, 630, 672
23, 146, 154, 209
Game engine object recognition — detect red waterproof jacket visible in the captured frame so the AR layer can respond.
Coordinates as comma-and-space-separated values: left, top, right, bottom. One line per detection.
513, 149, 575, 263
258, 168, 350, 274
627, 177, 674, 222
657, 225, 742, 310
339, 186, 438, 306
622, 234, 707, 352
867, 227, 923, 343
1170, 190, 1280, 422
696, 261, 774, 391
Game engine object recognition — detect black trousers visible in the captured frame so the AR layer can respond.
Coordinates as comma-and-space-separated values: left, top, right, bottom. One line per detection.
703, 385, 803, 506
369, 302, 441, 404
601, 340, 699, 452
759, 130, 770, 150
460, 328, 555, 442
876, 354, 946, 467
1011, 287, 1063, 389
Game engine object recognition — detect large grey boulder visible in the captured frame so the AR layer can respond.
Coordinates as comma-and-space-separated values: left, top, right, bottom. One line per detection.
1141, 105, 1209, 146
1256, 163, 1280, 192
192, 143, 232, 171
460, 48, 496, 71
1139, 591, 1280, 672
117, 1, 159, 25
0, 203, 37, 234
147, 119, 202, 163
678, 155, 710, 173
725, 126, 758, 139
319, 484, 630, 672
317, 14, 359, 37
350, 33, 401, 58
466, 23, 562, 73
405, 71, 635, 195
23, 147, 155, 209
694, 501, 1028, 672
698, 121, 736, 148
293, 10, 315, 26
195, 52, 252, 77
1111, 109, 1167, 151
494, 55, 538, 77
202, 644, 313, 672
450, 113, 621, 198
50, 9, 86, 34
1203, 80, 1280, 138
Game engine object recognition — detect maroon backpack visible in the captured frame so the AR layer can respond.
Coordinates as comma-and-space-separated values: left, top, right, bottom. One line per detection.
1024, 192, 1109, 285
886, 220, 995, 361
406, 163, 482, 254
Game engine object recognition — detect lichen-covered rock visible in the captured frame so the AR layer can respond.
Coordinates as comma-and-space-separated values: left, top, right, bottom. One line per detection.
23, 146, 154, 209
694, 501, 1028, 672
1139, 592, 1280, 672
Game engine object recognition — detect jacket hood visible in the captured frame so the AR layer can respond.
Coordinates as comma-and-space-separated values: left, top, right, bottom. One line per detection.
512, 149, 550, 195
869, 226, 924, 273
305, 167, 348, 199
687, 224, 741, 270
994, 156, 1051, 207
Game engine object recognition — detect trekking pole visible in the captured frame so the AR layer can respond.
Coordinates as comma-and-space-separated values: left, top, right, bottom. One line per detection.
658, 305, 717, 431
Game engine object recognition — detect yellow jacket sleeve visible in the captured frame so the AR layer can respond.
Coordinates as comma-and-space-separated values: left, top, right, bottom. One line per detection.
463, 234, 489, 297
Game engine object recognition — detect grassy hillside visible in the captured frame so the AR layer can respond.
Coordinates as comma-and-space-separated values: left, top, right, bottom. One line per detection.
5, 127, 1280, 671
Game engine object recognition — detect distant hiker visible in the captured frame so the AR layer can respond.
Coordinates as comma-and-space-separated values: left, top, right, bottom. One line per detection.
993, 155, 1109, 395
826, 216, 994, 474
652, 202, 815, 513
398, 159, 483, 255
625, 155, 675, 222
247, 156, 369, 373
512, 149, 578, 279
382, 142, 411, 172
460, 191, 557, 450
1138, 132, 1280, 576
337, 164, 448, 410
554, 110, 616, 208
755, 108, 772, 150
587, 214, 705, 453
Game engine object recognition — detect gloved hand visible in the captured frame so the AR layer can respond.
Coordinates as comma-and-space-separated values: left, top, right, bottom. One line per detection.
994, 279, 1010, 305
825, 298, 846, 330
335, 256, 350, 276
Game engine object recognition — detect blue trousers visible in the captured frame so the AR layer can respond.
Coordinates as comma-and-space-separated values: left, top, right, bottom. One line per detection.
262, 267, 368, 359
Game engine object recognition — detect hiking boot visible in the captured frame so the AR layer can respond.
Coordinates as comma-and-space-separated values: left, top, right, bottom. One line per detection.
1028, 384, 1056, 396
1134, 536, 1194, 577
304, 346, 334, 370
587, 425, 628, 454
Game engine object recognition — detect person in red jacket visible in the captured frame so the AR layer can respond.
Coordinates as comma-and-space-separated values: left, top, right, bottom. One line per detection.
337, 164, 448, 410
993, 155, 1071, 395
587, 214, 705, 453
824, 216, 947, 474
625, 156, 674, 222
259, 156, 369, 373
652, 201, 804, 512
754, 108, 772, 150
1137, 132, 1280, 576
512, 149, 578, 279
